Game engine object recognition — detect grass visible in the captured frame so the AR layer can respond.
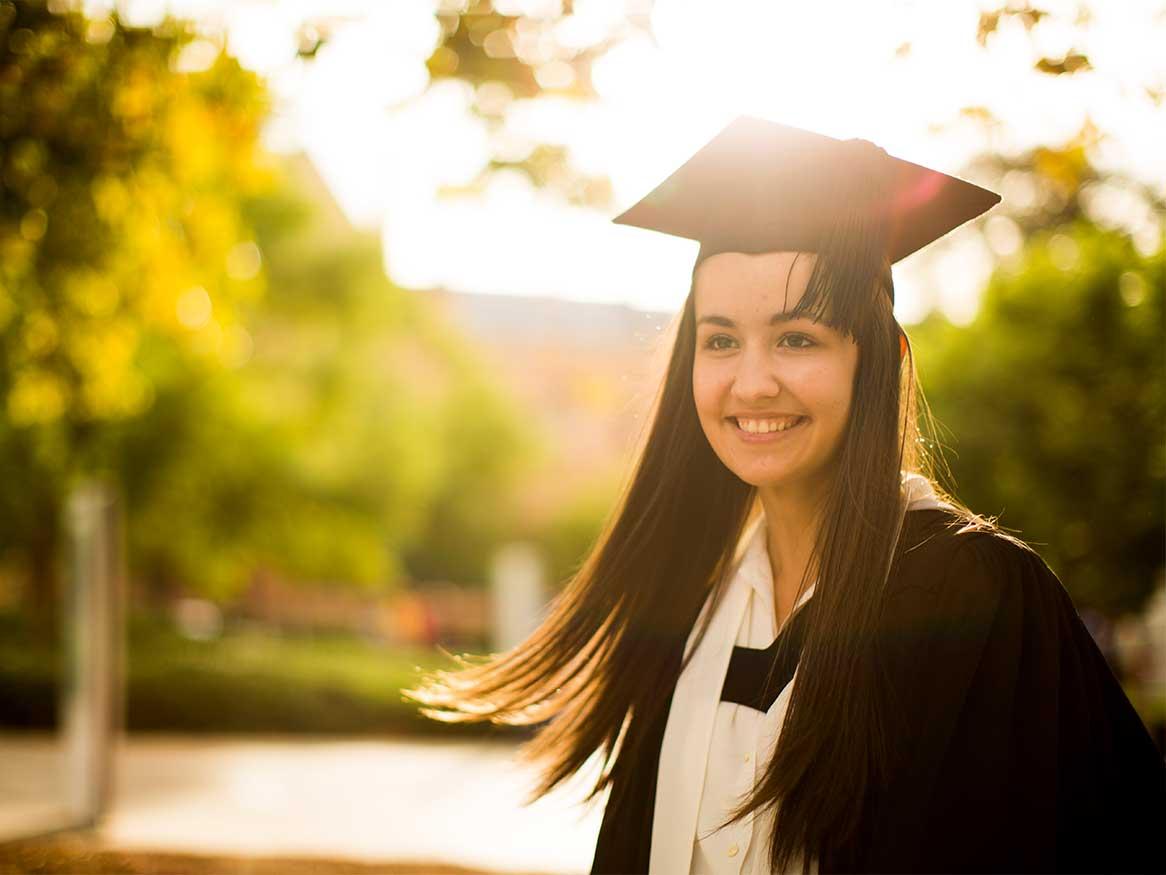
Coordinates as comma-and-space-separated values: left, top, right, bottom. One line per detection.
4, 611, 1162, 744
0, 612, 523, 738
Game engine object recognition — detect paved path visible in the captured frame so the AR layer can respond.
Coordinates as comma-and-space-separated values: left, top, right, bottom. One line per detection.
0, 733, 606, 874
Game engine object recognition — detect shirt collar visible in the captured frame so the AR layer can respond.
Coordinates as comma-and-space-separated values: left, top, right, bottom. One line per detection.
900, 470, 951, 511
733, 472, 952, 625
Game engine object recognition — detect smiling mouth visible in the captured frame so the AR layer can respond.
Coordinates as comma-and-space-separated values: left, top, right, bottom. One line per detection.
729, 415, 808, 436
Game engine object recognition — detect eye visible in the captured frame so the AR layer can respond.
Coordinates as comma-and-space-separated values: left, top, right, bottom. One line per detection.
779, 332, 816, 350
702, 334, 737, 351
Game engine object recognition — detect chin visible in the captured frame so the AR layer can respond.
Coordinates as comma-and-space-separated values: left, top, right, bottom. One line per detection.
719, 453, 826, 492
723, 461, 798, 489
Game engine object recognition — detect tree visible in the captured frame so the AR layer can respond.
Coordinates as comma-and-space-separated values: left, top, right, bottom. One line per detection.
0, 3, 538, 618
920, 0, 1166, 616
232, 169, 540, 592
914, 221, 1164, 616
0, 1, 273, 624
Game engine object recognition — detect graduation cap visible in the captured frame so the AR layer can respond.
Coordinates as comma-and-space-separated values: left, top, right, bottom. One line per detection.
613, 117, 1001, 303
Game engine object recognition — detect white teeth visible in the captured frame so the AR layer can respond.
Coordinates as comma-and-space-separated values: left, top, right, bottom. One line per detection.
735, 417, 803, 434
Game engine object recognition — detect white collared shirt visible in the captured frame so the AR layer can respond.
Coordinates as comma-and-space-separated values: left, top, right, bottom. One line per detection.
650, 474, 950, 875
691, 516, 816, 875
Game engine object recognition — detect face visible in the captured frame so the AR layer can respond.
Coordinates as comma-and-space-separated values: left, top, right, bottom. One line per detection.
692, 251, 859, 497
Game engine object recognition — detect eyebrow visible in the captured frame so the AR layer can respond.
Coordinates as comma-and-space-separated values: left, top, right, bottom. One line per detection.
696, 313, 805, 328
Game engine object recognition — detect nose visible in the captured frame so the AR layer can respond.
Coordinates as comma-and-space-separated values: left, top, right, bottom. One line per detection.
730, 342, 783, 405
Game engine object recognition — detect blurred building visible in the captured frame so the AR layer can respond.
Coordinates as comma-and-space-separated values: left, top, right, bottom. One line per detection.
219, 283, 676, 646
284, 147, 674, 518
422, 286, 673, 520
232, 569, 488, 648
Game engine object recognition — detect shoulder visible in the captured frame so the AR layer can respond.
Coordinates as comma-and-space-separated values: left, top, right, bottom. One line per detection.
893, 507, 1059, 597
866, 512, 1166, 874
875, 510, 1077, 728
883, 507, 1079, 643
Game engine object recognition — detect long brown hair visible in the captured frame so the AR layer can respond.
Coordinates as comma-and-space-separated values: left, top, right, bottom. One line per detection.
403, 226, 990, 868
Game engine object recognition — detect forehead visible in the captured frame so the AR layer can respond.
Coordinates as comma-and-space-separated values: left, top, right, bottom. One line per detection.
693, 251, 818, 316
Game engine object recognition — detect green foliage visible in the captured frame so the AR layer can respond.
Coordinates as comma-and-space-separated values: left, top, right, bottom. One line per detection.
420, 0, 631, 207
0, 610, 521, 736
0, 2, 271, 431
399, 372, 545, 586
0, 1, 275, 615
914, 222, 1164, 615
535, 473, 621, 588
0, 3, 537, 607
975, 3, 1093, 77
239, 176, 540, 591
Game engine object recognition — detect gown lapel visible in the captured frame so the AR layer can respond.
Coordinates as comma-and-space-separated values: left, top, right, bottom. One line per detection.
648, 572, 752, 874
637, 477, 952, 874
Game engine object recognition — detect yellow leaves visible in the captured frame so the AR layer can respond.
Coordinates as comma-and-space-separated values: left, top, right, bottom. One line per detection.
84, 15, 116, 46
234, 148, 281, 198
0, 235, 34, 278
78, 363, 152, 420
188, 319, 224, 360
65, 316, 138, 379
19, 208, 47, 241
7, 368, 67, 426
1033, 144, 1089, 199
225, 241, 262, 282
64, 270, 120, 318
1, 13, 278, 436
91, 174, 131, 223
112, 66, 156, 122
0, 281, 12, 331
176, 285, 213, 329
20, 309, 58, 357
6, 138, 47, 180
160, 68, 276, 196
140, 269, 190, 331
172, 288, 254, 367
430, 45, 461, 76
66, 317, 152, 420
5, 311, 152, 425
1034, 52, 1092, 76
182, 194, 240, 260
166, 98, 221, 186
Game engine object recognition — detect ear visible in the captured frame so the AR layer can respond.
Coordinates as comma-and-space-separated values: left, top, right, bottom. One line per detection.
898, 328, 908, 361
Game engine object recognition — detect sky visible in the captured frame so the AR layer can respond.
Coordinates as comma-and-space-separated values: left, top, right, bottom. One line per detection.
86, 0, 1166, 322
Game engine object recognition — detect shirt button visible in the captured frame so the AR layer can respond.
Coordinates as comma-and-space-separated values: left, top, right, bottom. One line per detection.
728, 843, 739, 857
743, 753, 751, 763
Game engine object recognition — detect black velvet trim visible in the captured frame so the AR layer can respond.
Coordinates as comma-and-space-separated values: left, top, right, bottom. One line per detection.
719, 601, 810, 712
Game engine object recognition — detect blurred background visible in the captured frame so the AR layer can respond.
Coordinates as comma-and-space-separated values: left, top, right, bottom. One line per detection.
0, 0, 1162, 872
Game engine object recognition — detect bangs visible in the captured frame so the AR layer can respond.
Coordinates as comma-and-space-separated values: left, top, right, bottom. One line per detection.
787, 210, 893, 340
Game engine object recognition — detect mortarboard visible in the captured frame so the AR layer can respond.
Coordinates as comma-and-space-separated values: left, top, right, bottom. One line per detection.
613, 117, 1002, 293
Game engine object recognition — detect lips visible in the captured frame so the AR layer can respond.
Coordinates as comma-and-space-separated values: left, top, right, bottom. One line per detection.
729, 415, 805, 430
729, 415, 809, 440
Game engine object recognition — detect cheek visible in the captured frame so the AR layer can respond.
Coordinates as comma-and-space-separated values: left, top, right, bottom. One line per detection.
801, 362, 856, 423
691, 364, 724, 419
827, 376, 854, 415
824, 358, 858, 424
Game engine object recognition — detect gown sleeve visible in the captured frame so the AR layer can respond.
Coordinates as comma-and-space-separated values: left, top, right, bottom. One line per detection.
590, 641, 685, 875
840, 531, 1166, 874
589, 691, 671, 874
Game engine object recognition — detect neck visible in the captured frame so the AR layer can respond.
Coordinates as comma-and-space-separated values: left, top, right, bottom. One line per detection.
756, 475, 830, 630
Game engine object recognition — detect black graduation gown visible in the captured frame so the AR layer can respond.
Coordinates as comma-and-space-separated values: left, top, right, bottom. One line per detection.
590, 508, 1166, 874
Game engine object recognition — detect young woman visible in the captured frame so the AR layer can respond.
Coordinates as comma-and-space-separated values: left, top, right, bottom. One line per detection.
405, 118, 1166, 873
